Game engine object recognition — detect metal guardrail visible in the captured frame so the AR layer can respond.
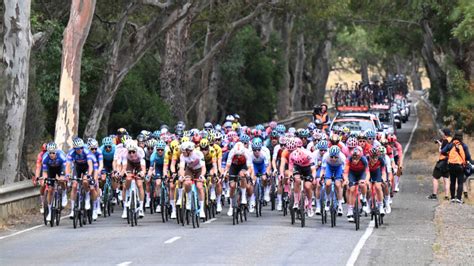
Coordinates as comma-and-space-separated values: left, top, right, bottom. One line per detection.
0, 180, 39, 205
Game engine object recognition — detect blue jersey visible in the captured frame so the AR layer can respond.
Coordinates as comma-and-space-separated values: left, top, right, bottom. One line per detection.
42, 150, 67, 172
91, 149, 103, 170
67, 147, 96, 166
100, 144, 115, 162
150, 151, 165, 176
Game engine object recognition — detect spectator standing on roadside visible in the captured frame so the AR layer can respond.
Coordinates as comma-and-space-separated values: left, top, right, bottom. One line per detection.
441, 131, 472, 203
428, 128, 452, 200
313, 103, 330, 131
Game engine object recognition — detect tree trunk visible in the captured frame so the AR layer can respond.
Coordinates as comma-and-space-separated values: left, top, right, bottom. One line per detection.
276, 13, 294, 119
54, 0, 96, 150
291, 33, 305, 111
360, 59, 369, 84
311, 39, 333, 105
0, 0, 33, 185
420, 19, 447, 119
195, 15, 213, 127
160, 13, 192, 122
259, 10, 273, 45
83, 2, 195, 138
409, 53, 423, 91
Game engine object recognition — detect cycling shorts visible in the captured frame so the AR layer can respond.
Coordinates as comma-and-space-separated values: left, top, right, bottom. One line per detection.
46, 166, 64, 185
74, 163, 88, 179
325, 165, 343, 180
253, 162, 266, 176
293, 165, 313, 181
229, 164, 248, 182
369, 168, 383, 183
348, 171, 366, 187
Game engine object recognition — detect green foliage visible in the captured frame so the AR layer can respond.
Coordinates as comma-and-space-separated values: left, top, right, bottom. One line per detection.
450, 0, 474, 43
219, 26, 283, 125
108, 53, 173, 137
446, 66, 474, 132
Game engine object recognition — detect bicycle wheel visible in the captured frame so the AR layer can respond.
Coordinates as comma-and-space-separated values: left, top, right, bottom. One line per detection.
299, 195, 305, 228
131, 191, 136, 227
55, 195, 61, 226
243, 205, 247, 222
289, 194, 295, 225
87, 208, 92, 224
161, 188, 166, 223
43, 196, 48, 226
283, 192, 288, 217
107, 200, 112, 217
270, 180, 276, 211
191, 193, 196, 228
354, 198, 360, 231
195, 194, 200, 228
330, 198, 336, 228
233, 207, 237, 225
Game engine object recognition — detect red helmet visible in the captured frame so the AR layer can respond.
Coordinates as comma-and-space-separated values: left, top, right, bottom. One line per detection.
369, 147, 379, 157
387, 134, 397, 143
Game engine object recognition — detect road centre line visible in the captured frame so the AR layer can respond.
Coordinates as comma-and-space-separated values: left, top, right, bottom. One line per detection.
164, 236, 181, 244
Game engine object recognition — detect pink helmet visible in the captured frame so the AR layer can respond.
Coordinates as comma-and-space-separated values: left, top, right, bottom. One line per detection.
279, 136, 287, 145
312, 131, 322, 140
290, 149, 311, 166
286, 138, 297, 151
269, 121, 277, 129
346, 137, 358, 148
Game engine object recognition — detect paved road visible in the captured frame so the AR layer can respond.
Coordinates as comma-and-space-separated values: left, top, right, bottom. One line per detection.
0, 106, 420, 265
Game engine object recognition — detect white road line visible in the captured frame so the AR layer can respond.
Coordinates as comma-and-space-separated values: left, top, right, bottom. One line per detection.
346, 100, 420, 266
164, 236, 181, 244
346, 221, 375, 266
116, 261, 132, 266
0, 215, 68, 241
204, 218, 217, 224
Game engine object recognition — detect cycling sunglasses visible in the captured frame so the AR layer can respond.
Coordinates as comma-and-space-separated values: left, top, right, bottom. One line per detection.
320, 149, 327, 152
128, 151, 136, 154
105, 145, 112, 149
253, 149, 261, 152
330, 156, 338, 159
90, 148, 97, 151
367, 138, 374, 141
157, 149, 164, 152
49, 152, 56, 155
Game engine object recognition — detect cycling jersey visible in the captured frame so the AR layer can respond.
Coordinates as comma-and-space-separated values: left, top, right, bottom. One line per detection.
321, 151, 346, 180
180, 150, 205, 170
199, 147, 217, 166
42, 150, 67, 172
368, 157, 385, 183
226, 149, 252, 167
90, 149, 103, 171
117, 147, 146, 166
251, 150, 270, 175
100, 144, 115, 172
212, 143, 223, 160
344, 156, 369, 186
150, 150, 165, 176
67, 148, 95, 166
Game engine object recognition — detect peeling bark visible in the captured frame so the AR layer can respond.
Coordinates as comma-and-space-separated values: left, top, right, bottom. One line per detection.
310, 25, 333, 105
276, 13, 293, 119
291, 33, 305, 111
55, 0, 96, 150
0, 0, 33, 184
409, 53, 423, 91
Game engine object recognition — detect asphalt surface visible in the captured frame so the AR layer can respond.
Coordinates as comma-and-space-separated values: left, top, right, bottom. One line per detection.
0, 104, 427, 266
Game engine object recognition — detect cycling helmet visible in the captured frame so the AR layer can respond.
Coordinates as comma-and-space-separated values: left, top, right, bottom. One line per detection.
225, 115, 235, 122
199, 139, 210, 149
214, 131, 223, 141
369, 147, 379, 157
312, 131, 322, 140
170, 140, 180, 151
117, 128, 128, 135
352, 146, 363, 156
87, 138, 99, 149
290, 149, 311, 165
200, 130, 209, 139
155, 140, 166, 150
286, 138, 297, 151
152, 130, 161, 139
223, 121, 233, 129
330, 134, 340, 144
387, 134, 397, 143
136, 134, 145, 142
180, 141, 195, 152
141, 130, 151, 139
380, 137, 389, 145
126, 141, 138, 152
299, 129, 310, 138
288, 127, 296, 135
181, 136, 190, 143
251, 129, 262, 138
376, 132, 383, 141
346, 137, 358, 148
233, 142, 246, 155
342, 127, 350, 135
46, 142, 57, 152
102, 137, 113, 146
233, 113, 240, 120
269, 121, 277, 129
357, 132, 367, 140
121, 135, 132, 144
240, 134, 250, 144
147, 139, 157, 148
72, 138, 85, 149
365, 129, 376, 139
307, 122, 316, 131
214, 124, 222, 132
332, 125, 340, 133
204, 122, 213, 130
255, 124, 265, 132
270, 130, 279, 138
276, 124, 286, 134
316, 140, 329, 150
378, 146, 386, 155
251, 138, 263, 151
314, 119, 323, 126
329, 146, 340, 157
279, 136, 287, 145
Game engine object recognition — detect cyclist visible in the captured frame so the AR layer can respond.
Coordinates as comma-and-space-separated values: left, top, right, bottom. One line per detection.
358, 134, 372, 155
313, 140, 328, 215
378, 146, 393, 214
367, 147, 387, 216
388, 134, 403, 192
250, 138, 271, 211
33, 143, 47, 213
307, 131, 322, 152
277, 138, 298, 211
320, 145, 346, 216
100, 137, 117, 204
224, 142, 253, 216
178, 141, 207, 219
343, 146, 369, 221
148, 140, 166, 212
164, 139, 180, 219
66, 138, 96, 219
118, 140, 147, 218
365, 130, 381, 148
198, 138, 221, 212
115, 128, 128, 145
143, 138, 157, 209
288, 146, 316, 217
42, 142, 68, 222
87, 138, 103, 220
329, 133, 350, 157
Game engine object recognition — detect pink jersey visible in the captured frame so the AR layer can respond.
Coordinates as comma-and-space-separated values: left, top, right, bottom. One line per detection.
288, 148, 314, 171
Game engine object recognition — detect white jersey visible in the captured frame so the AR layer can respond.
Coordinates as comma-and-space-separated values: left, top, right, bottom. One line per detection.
180, 150, 205, 170
118, 146, 146, 166
250, 149, 270, 165
321, 151, 346, 168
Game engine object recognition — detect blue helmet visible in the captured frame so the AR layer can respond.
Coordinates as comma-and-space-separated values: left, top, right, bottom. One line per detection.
155, 140, 166, 150
365, 129, 376, 139
316, 140, 328, 150
72, 138, 84, 149
329, 146, 340, 157
102, 137, 113, 146
251, 138, 263, 151
240, 134, 250, 144
255, 124, 265, 131
307, 122, 316, 131
276, 124, 286, 134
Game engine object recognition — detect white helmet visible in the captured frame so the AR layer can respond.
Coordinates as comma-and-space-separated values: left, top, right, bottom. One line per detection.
233, 142, 246, 156
125, 140, 137, 151
226, 115, 235, 122
180, 141, 195, 152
